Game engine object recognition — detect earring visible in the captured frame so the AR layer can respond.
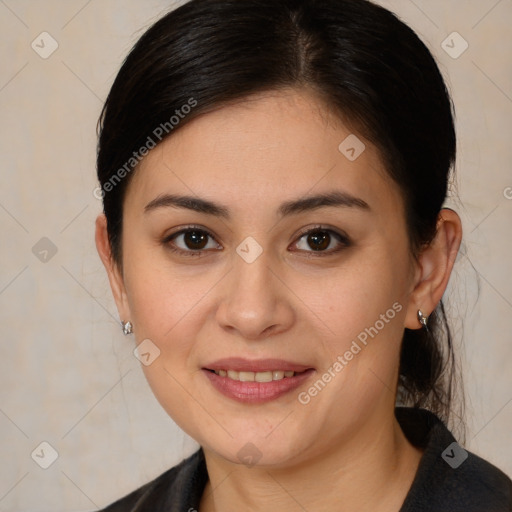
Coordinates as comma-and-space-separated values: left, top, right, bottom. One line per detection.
122, 321, 133, 335
417, 310, 428, 329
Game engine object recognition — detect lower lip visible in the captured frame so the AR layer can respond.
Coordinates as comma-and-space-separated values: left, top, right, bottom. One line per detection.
202, 369, 315, 404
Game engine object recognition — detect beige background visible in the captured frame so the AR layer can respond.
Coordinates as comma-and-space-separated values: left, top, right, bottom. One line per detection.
0, 0, 511, 510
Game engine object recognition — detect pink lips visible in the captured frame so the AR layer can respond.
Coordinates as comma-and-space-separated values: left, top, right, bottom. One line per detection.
202, 357, 315, 404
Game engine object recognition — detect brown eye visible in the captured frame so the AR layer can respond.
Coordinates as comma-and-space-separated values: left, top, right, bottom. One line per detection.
306, 230, 331, 251
165, 227, 221, 256
182, 230, 209, 250
293, 228, 350, 255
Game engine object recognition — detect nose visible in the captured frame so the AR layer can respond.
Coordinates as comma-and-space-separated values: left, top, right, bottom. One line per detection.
215, 249, 296, 341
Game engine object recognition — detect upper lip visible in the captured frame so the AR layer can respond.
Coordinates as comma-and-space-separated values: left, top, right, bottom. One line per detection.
203, 357, 313, 373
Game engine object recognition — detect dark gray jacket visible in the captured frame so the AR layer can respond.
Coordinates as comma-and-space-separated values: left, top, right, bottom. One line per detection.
99, 408, 512, 511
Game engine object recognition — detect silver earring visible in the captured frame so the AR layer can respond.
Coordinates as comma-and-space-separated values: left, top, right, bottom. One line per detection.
417, 310, 428, 329
122, 321, 133, 335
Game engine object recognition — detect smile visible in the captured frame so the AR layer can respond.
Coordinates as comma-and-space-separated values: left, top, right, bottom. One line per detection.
202, 358, 315, 403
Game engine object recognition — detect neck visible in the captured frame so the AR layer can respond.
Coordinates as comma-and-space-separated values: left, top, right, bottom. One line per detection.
199, 409, 423, 512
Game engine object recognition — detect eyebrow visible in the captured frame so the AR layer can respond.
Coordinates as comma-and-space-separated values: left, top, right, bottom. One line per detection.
144, 190, 370, 218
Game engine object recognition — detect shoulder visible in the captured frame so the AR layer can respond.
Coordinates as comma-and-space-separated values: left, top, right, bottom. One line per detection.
397, 407, 512, 512
97, 448, 207, 512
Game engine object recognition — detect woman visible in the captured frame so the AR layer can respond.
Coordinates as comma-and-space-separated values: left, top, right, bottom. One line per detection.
94, 0, 512, 510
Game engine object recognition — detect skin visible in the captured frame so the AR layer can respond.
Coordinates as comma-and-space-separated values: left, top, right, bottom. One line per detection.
96, 89, 462, 512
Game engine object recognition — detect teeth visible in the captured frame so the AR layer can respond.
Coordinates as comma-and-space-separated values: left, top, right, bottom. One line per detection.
255, 371, 273, 383
213, 369, 297, 381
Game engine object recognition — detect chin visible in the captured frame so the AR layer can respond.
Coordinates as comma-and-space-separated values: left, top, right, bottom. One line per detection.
201, 429, 311, 468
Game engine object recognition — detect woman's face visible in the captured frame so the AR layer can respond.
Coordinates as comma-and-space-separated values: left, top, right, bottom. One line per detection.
112, 89, 420, 466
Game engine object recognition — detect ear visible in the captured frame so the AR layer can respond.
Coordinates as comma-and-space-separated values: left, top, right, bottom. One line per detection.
405, 208, 462, 329
95, 214, 131, 325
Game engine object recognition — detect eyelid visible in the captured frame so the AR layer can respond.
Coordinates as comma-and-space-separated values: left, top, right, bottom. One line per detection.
293, 224, 349, 241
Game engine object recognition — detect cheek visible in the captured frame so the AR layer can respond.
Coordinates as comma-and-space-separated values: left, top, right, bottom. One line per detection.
122, 244, 213, 338
121, 249, 222, 392
298, 245, 410, 406
303, 251, 408, 349
121, 254, 220, 436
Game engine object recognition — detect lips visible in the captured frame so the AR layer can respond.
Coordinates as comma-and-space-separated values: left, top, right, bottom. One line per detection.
202, 358, 315, 404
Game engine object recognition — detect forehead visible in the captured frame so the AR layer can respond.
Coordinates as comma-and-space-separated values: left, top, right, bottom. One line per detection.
126, 89, 402, 218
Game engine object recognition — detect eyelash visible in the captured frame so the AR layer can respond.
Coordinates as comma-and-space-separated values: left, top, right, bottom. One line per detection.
162, 224, 351, 258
